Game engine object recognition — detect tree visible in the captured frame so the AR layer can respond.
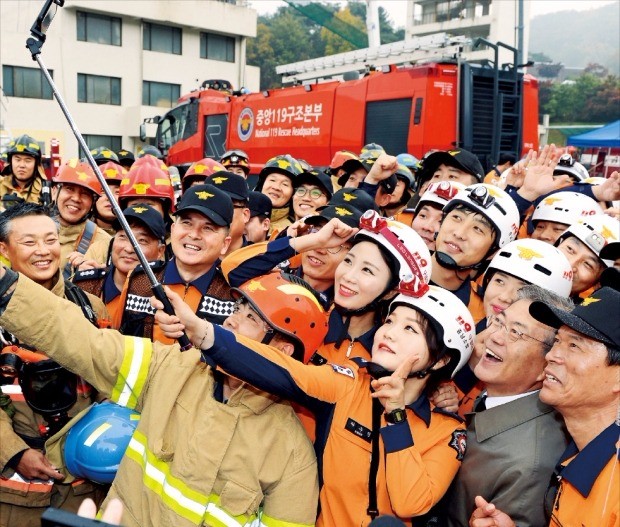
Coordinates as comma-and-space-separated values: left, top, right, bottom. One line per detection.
321, 6, 367, 55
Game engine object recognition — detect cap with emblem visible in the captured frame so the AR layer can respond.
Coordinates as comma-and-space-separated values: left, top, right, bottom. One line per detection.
248, 191, 272, 218
113, 204, 166, 243
530, 286, 620, 349
297, 170, 334, 199
116, 149, 135, 168
207, 171, 249, 202
305, 187, 376, 228
175, 184, 233, 227
417, 149, 484, 186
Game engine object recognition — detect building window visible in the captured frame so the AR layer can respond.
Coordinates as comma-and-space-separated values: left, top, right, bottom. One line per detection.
2, 65, 53, 99
142, 81, 181, 108
200, 32, 235, 62
78, 74, 121, 105
77, 11, 121, 46
143, 22, 181, 54
81, 135, 122, 157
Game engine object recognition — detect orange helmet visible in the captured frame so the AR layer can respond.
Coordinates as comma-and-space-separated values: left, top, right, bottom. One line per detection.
232, 272, 329, 363
99, 161, 127, 185
328, 150, 358, 173
53, 159, 103, 196
118, 163, 175, 213
182, 158, 227, 192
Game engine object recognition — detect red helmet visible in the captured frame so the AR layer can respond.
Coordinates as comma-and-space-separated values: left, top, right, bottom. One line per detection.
119, 163, 175, 212
328, 150, 358, 173
131, 154, 170, 175
233, 272, 329, 363
182, 158, 226, 192
99, 161, 127, 185
53, 159, 103, 196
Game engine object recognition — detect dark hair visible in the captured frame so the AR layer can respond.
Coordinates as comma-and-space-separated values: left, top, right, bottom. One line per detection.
606, 345, 620, 366
498, 153, 517, 166
351, 234, 400, 291
0, 202, 59, 243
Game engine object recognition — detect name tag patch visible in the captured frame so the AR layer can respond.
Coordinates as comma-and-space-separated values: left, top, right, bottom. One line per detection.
330, 364, 354, 378
345, 418, 372, 442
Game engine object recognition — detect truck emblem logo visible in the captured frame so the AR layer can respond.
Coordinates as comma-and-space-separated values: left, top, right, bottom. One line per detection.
238, 108, 254, 142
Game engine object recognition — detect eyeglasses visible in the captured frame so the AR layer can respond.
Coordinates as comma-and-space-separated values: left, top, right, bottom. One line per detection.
487, 315, 550, 346
232, 298, 273, 334
306, 226, 350, 255
295, 187, 325, 200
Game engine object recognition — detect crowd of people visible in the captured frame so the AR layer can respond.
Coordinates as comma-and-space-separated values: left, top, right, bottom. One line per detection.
0, 133, 618, 527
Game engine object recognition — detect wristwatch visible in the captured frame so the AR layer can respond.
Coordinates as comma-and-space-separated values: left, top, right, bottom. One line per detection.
384, 408, 407, 424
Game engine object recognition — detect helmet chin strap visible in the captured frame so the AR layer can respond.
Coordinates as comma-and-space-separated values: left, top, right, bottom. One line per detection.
434, 250, 483, 273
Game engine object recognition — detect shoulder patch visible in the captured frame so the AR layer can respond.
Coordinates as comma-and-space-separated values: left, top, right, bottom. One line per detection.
330, 363, 354, 378
448, 429, 467, 461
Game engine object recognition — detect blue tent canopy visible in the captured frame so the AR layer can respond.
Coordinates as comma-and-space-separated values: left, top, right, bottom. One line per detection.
567, 120, 620, 148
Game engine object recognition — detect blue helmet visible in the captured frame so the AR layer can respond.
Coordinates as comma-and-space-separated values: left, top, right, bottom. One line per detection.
396, 153, 420, 172
64, 401, 140, 484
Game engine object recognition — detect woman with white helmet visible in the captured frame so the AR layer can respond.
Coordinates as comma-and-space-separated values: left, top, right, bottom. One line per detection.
156, 273, 475, 526
530, 191, 603, 244
475, 238, 573, 332
555, 213, 620, 299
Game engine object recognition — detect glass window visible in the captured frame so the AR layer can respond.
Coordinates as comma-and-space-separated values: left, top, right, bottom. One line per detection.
143, 22, 181, 54
77, 11, 121, 46
2, 65, 53, 99
81, 135, 122, 157
142, 81, 181, 108
200, 32, 235, 62
78, 74, 121, 105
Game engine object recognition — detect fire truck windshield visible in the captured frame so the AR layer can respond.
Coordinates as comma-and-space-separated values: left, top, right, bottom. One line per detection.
156, 101, 198, 152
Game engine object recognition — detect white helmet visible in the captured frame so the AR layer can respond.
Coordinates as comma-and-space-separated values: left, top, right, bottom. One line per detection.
557, 214, 620, 267
357, 210, 432, 296
554, 154, 589, 182
388, 285, 474, 377
414, 181, 466, 213
532, 191, 603, 226
442, 183, 520, 250
485, 239, 573, 298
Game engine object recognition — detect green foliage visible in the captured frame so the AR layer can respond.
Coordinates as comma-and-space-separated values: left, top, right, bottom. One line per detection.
246, 2, 404, 90
540, 73, 620, 124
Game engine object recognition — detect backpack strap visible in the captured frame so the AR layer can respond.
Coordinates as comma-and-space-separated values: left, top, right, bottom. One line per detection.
62, 220, 97, 280
64, 280, 99, 327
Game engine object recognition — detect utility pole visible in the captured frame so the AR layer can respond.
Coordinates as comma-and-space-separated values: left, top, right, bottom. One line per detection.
366, 0, 381, 48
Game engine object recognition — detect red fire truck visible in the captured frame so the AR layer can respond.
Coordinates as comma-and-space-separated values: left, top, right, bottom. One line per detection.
143, 35, 539, 174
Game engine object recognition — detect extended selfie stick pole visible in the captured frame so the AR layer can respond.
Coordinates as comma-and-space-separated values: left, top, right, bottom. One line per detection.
26, 0, 192, 350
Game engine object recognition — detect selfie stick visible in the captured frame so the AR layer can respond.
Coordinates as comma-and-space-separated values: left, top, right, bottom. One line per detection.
26, 0, 192, 350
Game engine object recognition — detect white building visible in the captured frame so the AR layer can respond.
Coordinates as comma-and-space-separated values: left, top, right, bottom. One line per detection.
0, 0, 259, 158
406, 0, 530, 66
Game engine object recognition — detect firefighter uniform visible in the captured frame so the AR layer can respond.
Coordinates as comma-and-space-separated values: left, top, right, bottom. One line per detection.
201, 325, 467, 526
0, 273, 318, 527
0, 272, 109, 527
59, 221, 112, 271
117, 258, 234, 344
72, 267, 124, 328
223, 237, 331, 306
548, 422, 619, 527
0, 176, 45, 211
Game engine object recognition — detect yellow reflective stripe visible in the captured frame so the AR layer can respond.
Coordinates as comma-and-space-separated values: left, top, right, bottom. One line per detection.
110, 337, 152, 409
126, 430, 257, 526
154, 178, 171, 186
259, 514, 314, 527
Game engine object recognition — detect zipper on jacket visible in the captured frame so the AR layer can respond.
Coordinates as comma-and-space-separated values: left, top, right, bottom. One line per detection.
346, 338, 356, 358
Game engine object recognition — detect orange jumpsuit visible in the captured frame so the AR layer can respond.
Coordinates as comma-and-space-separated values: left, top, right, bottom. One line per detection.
202, 325, 467, 526
548, 422, 619, 527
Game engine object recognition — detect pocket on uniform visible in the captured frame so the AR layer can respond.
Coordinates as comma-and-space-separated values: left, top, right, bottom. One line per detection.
219, 480, 261, 517
0, 477, 53, 507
